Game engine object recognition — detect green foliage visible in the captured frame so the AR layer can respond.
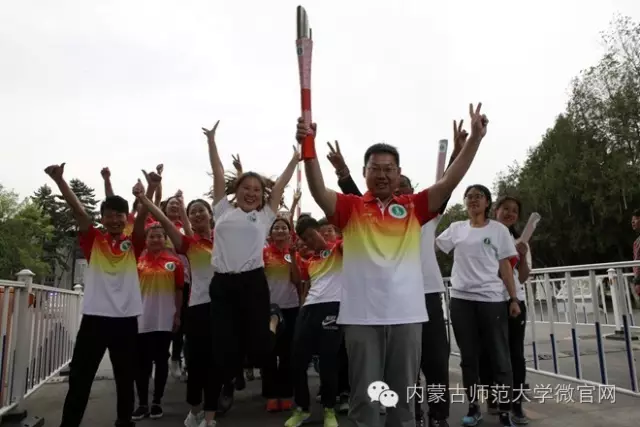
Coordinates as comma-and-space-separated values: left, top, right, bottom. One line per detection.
493, 14, 640, 267
0, 185, 53, 280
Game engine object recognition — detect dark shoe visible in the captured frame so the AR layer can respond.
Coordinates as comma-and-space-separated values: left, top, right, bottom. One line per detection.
149, 404, 163, 419
429, 418, 449, 427
131, 406, 149, 421
499, 412, 515, 426
416, 414, 426, 427
270, 304, 284, 330
511, 403, 529, 425
337, 393, 349, 414
218, 385, 234, 415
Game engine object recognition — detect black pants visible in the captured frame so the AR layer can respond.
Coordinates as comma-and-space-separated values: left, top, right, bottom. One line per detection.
262, 307, 299, 398
338, 338, 350, 395
185, 303, 220, 411
171, 282, 190, 362
291, 302, 342, 409
135, 331, 172, 406
479, 301, 527, 403
210, 268, 271, 382
450, 298, 512, 412
59, 315, 137, 427
415, 293, 450, 420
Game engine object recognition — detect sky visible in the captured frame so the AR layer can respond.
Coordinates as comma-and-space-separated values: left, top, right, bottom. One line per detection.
2, 0, 640, 218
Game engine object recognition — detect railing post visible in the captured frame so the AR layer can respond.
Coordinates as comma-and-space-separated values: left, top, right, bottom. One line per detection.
565, 272, 582, 379
606, 268, 624, 340
6, 269, 35, 419
72, 284, 83, 335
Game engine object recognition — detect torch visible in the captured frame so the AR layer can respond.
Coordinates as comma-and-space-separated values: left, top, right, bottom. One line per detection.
296, 6, 315, 160
519, 212, 541, 244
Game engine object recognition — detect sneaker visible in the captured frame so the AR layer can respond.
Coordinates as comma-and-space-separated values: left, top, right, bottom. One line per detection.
284, 408, 311, 427
280, 399, 294, 411
131, 406, 149, 421
499, 412, 515, 427
266, 399, 280, 412
429, 419, 449, 427
150, 404, 163, 419
487, 399, 499, 415
170, 360, 182, 378
184, 410, 204, 427
511, 403, 529, 425
379, 405, 386, 415
197, 420, 217, 427
323, 408, 339, 427
337, 394, 349, 414
461, 404, 482, 427
416, 415, 426, 427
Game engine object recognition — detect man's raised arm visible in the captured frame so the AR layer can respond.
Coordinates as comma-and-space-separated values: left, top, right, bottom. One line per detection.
296, 118, 337, 216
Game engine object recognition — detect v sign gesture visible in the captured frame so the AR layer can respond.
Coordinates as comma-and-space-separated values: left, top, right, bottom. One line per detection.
469, 103, 489, 141
453, 120, 469, 154
202, 120, 220, 145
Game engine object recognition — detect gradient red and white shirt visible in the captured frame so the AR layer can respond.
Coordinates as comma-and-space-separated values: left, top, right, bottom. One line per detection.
263, 243, 299, 309
79, 225, 145, 317
178, 233, 213, 307
164, 219, 191, 285
297, 240, 343, 307
124, 213, 156, 237
330, 190, 437, 325
137, 251, 184, 333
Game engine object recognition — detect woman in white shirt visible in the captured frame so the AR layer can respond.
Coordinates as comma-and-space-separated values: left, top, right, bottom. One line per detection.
436, 185, 521, 427
202, 122, 299, 414
479, 196, 531, 425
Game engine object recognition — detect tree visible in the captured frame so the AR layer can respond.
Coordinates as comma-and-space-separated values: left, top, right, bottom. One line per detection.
435, 203, 468, 277
493, 14, 640, 268
0, 184, 53, 281
32, 180, 98, 285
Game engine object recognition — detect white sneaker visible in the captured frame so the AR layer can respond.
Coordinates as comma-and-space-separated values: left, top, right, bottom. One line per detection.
171, 360, 182, 378
184, 410, 204, 427
197, 420, 216, 427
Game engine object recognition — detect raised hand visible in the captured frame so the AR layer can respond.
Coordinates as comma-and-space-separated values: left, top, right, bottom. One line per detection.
453, 120, 468, 153
100, 167, 111, 180
469, 103, 489, 140
292, 145, 301, 162
293, 188, 302, 203
132, 179, 145, 198
202, 120, 220, 145
296, 117, 316, 144
175, 189, 184, 201
142, 169, 162, 186
44, 163, 66, 182
231, 154, 242, 172
156, 164, 164, 175
326, 140, 347, 171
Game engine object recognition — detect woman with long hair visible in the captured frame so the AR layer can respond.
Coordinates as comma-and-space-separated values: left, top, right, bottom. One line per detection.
202, 121, 299, 414
479, 196, 531, 425
436, 185, 520, 427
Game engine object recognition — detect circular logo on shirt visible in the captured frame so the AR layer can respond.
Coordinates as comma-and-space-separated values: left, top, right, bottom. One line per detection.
284, 254, 292, 263
120, 240, 132, 252
247, 212, 257, 222
320, 249, 331, 259
165, 262, 176, 272
483, 237, 491, 245
179, 227, 185, 235
389, 204, 407, 219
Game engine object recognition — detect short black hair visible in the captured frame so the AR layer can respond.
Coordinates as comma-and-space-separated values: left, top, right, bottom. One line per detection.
101, 196, 129, 216
318, 217, 330, 227
364, 143, 400, 166
633, 209, 640, 217
400, 175, 412, 188
295, 215, 319, 237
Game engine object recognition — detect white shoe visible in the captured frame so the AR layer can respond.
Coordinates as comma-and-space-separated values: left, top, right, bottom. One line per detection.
197, 420, 216, 427
184, 410, 204, 427
170, 360, 182, 378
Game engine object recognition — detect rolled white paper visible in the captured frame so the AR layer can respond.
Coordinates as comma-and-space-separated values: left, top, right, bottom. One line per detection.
519, 212, 541, 244
435, 139, 448, 182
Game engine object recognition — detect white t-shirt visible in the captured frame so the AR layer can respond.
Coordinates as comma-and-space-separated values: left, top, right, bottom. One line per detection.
421, 216, 445, 294
212, 198, 276, 273
436, 220, 517, 302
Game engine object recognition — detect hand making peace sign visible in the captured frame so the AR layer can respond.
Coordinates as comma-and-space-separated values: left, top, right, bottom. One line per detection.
469, 103, 489, 140
202, 120, 220, 145
452, 120, 469, 153
326, 140, 347, 171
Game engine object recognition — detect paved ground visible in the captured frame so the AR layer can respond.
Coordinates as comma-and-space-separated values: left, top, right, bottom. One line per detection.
14, 355, 640, 427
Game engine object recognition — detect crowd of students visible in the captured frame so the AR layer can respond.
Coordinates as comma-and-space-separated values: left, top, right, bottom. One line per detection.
47, 103, 535, 427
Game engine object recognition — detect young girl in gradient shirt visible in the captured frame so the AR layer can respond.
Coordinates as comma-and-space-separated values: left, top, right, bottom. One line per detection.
136, 195, 217, 427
